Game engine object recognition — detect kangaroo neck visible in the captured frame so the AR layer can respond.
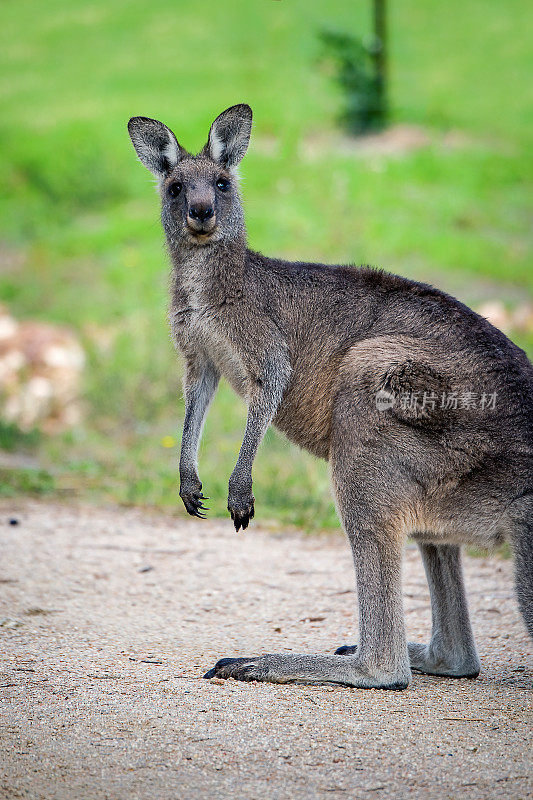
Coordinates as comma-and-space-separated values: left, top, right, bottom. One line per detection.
169, 233, 247, 307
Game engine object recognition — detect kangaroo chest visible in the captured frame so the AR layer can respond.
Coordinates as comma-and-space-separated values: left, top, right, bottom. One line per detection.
171, 283, 249, 397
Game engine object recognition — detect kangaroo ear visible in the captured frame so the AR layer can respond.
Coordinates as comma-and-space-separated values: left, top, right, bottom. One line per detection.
128, 117, 185, 178
205, 104, 253, 169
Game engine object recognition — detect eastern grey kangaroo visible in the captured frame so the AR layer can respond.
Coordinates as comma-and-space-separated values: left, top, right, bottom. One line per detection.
128, 104, 532, 689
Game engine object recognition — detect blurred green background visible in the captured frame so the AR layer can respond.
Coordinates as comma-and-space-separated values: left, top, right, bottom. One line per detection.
0, 0, 532, 529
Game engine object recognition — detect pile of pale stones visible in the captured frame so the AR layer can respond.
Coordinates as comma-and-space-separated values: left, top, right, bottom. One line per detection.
0, 304, 85, 433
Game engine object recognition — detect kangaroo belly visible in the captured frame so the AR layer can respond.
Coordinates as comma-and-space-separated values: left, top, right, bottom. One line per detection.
274, 361, 341, 460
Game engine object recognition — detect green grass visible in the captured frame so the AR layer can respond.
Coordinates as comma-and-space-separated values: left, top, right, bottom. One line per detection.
0, 0, 531, 528
0, 467, 55, 499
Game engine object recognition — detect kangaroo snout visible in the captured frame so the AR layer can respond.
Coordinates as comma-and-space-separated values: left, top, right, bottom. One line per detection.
187, 202, 216, 235
189, 203, 214, 222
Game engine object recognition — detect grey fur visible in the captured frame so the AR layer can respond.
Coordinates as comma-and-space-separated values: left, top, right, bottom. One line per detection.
128, 105, 533, 690
408, 544, 481, 677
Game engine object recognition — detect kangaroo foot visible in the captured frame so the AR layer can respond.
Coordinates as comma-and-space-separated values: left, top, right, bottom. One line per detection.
204, 652, 410, 689
407, 642, 480, 678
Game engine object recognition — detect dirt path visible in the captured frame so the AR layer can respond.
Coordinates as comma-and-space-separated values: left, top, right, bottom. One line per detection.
0, 500, 531, 799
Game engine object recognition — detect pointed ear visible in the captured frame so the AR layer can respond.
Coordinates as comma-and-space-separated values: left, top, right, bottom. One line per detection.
128, 116, 185, 178
205, 104, 253, 169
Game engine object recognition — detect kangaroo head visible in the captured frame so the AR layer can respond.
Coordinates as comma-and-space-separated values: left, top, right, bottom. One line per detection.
128, 104, 252, 246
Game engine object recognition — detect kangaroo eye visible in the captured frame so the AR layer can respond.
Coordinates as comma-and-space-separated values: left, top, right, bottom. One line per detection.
216, 177, 230, 192
168, 182, 182, 198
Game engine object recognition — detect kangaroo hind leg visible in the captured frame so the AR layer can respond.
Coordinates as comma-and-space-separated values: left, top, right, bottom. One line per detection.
509, 497, 533, 640
408, 543, 480, 678
338, 543, 481, 678
204, 486, 411, 689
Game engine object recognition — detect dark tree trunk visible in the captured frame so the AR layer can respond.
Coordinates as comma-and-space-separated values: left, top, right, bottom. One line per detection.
372, 0, 387, 125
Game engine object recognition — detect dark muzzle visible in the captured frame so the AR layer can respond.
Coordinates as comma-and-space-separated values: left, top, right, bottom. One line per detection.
188, 204, 214, 223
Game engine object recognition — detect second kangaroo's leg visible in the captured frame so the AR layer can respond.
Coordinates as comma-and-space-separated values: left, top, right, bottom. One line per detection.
408, 544, 480, 678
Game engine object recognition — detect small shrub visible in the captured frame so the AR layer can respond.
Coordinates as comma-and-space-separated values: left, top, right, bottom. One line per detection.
319, 28, 387, 134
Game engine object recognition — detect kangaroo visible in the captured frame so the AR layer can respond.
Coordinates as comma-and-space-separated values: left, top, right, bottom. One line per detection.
128, 104, 533, 689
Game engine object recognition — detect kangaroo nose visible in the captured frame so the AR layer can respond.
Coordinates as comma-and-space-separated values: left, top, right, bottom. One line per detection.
189, 205, 214, 222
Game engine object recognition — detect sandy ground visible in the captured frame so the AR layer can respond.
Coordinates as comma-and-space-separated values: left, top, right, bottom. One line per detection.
0, 499, 531, 800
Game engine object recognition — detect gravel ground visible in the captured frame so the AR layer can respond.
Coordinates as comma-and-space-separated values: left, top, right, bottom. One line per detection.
0, 499, 531, 800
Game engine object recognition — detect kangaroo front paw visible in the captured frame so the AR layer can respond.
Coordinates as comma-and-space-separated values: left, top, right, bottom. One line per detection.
228, 500, 255, 532
179, 477, 209, 519
227, 479, 255, 531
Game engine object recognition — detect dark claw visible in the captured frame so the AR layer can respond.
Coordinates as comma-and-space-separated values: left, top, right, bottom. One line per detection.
232, 513, 249, 532
181, 490, 209, 519
335, 644, 358, 656
203, 656, 259, 680
203, 666, 217, 679
228, 499, 255, 532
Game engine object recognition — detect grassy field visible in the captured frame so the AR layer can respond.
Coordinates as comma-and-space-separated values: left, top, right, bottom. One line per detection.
0, 0, 532, 529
